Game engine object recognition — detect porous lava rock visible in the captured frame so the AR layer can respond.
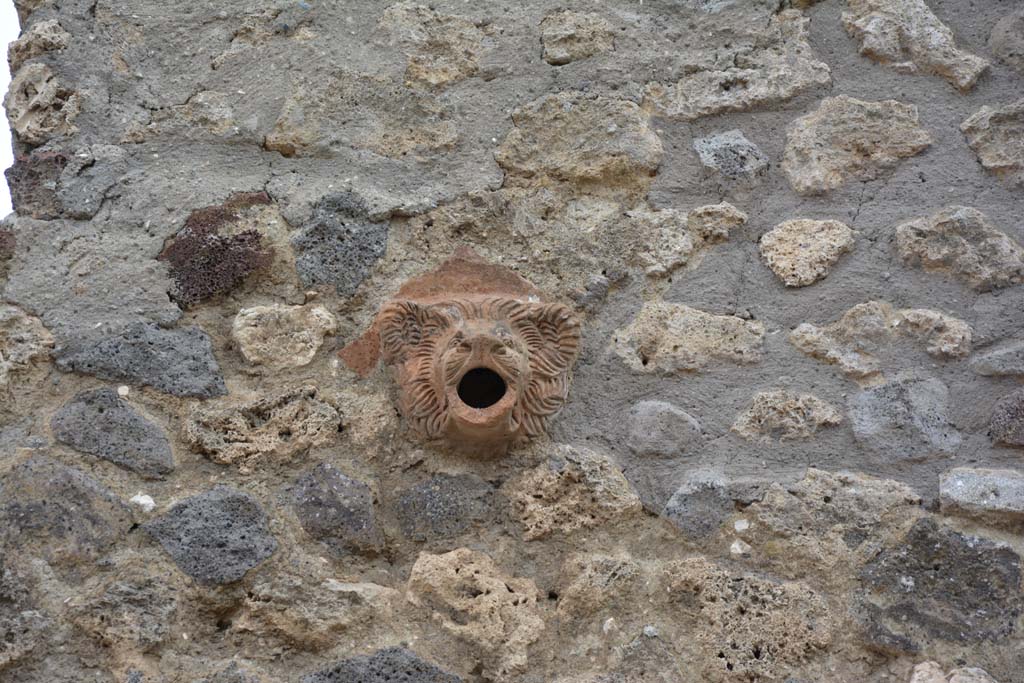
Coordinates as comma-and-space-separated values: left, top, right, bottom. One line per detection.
291, 193, 389, 296
301, 647, 461, 683
859, 518, 1022, 650
159, 192, 274, 308
144, 486, 278, 585
55, 322, 226, 398
51, 387, 174, 478
290, 463, 385, 557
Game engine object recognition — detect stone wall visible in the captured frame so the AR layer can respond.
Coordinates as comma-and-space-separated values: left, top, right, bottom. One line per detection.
2, 0, 1023, 681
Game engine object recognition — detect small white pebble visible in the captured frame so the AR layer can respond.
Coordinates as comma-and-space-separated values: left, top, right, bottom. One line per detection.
734, 518, 750, 532
130, 493, 155, 512
602, 617, 616, 634
117, 385, 130, 397
730, 539, 752, 555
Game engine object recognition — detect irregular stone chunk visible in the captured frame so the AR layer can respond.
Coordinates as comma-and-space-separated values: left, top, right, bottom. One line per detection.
291, 194, 389, 296
556, 553, 642, 618
612, 301, 765, 374
265, 69, 456, 158
686, 202, 748, 242
859, 518, 1022, 649
643, 10, 830, 120
970, 340, 1024, 376
237, 562, 398, 652
7, 19, 70, 71
3, 216, 183, 341
667, 558, 834, 681
4, 150, 67, 219
503, 444, 641, 541
623, 206, 695, 278
759, 219, 854, 287
0, 562, 50, 670
990, 10, 1024, 76
842, 0, 989, 91
495, 91, 662, 188
789, 301, 971, 381
407, 548, 543, 679
290, 463, 384, 557
539, 10, 614, 65
68, 561, 179, 653
159, 192, 274, 308
51, 388, 174, 478
662, 475, 765, 539
782, 96, 931, 196
55, 323, 226, 398
4, 63, 80, 145
0, 303, 53, 392
301, 647, 461, 683
231, 304, 337, 369
911, 663, 1001, 683
732, 389, 843, 442
194, 663, 264, 683
394, 473, 494, 542
989, 388, 1024, 447
184, 387, 340, 473
939, 467, 1024, 526
56, 144, 128, 220
693, 130, 769, 182
849, 374, 961, 457
627, 400, 703, 458
144, 486, 277, 585
0, 224, 11, 268
0, 455, 132, 569
379, 2, 488, 89
896, 206, 1024, 290
960, 100, 1024, 187
743, 468, 921, 580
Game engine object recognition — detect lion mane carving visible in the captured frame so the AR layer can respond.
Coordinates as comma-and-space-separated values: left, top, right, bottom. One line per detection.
378, 296, 581, 450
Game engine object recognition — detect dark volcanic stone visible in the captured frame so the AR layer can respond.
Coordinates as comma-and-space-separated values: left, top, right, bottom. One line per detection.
192, 662, 262, 683
693, 129, 769, 181
55, 322, 227, 398
0, 561, 51, 669
989, 388, 1024, 447
300, 647, 461, 683
144, 486, 277, 585
859, 518, 1022, 650
661, 476, 765, 538
5, 149, 68, 219
291, 463, 384, 557
395, 473, 494, 542
159, 192, 273, 308
291, 193, 388, 296
627, 400, 703, 458
0, 455, 132, 568
848, 374, 961, 458
52, 388, 174, 478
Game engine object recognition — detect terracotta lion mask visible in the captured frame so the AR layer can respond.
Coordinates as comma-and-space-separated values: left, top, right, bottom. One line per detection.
378, 295, 581, 451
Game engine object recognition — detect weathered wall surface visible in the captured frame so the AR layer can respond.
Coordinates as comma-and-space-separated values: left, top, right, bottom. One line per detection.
2, 0, 1024, 681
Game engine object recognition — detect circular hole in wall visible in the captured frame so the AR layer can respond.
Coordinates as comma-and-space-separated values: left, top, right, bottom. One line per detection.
457, 367, 507, 409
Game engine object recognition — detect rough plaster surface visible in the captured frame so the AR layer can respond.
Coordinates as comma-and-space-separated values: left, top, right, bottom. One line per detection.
2, 1, 1024, 682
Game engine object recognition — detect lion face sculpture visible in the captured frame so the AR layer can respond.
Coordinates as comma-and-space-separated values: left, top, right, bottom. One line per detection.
378, 296, 581, 451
